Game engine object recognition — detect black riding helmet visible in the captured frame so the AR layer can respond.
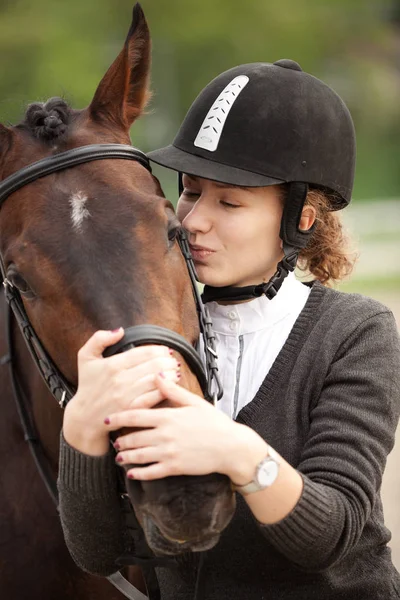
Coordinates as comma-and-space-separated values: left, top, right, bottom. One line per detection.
148, 59, 356, 302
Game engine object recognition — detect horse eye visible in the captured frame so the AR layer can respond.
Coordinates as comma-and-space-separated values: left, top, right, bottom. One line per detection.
6, 268, 35, 298
168, 222, 180, 243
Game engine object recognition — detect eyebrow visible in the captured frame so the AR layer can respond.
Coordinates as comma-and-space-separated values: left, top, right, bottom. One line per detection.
184, 175, 253, 192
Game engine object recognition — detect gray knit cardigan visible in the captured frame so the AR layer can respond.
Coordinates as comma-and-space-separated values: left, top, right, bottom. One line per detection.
58, 283, 400, 599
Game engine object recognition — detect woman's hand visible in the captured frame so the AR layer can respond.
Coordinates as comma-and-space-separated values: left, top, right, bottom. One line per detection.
63, 329, 180, 456
106, 374, 268, 482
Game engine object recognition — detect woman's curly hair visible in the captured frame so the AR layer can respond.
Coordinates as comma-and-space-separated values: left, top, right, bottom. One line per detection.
297, 187, 357, 286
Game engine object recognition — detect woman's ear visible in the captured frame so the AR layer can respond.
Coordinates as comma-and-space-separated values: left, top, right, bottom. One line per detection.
299, 205, 316, 232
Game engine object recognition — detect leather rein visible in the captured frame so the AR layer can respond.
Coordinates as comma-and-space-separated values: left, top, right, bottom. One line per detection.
0, 143, 223, 600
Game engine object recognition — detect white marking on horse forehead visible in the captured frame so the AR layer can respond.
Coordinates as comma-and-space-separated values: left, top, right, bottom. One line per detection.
194, 75, 249, 152
69, 191, 90, 231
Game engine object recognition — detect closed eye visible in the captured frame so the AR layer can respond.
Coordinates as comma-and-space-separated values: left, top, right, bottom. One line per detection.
220, 200, 240, 208
182, 191, 200, 199
183, 191, 238, 208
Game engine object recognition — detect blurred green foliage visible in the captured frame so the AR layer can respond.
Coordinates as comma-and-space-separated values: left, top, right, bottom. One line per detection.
0, 0, 399, 201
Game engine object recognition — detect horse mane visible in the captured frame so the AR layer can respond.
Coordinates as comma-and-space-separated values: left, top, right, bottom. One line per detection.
21, 98, 71, 141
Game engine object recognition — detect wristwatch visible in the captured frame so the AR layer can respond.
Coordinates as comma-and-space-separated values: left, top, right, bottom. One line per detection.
232, 446, 281, 496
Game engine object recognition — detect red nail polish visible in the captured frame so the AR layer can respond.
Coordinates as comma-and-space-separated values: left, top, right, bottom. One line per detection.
159, 371, 166, 379
104, 417, 110, 425
115, 455, 123, 463
169, 348, 174, 355
177, 372, 181, 379
111, 328, 121, 333
127, 473, 135, 479
113, 441, 120, 450
177, 362, 181, 367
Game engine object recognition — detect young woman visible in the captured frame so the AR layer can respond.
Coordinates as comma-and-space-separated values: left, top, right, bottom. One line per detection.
58, 60, 400, 599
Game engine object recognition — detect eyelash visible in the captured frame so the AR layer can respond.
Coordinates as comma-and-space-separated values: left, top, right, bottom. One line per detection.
182, 191, 239, 209
220, 201, 239, 209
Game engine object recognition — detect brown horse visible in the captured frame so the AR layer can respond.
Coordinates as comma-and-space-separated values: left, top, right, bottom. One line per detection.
0, 4, 234, 599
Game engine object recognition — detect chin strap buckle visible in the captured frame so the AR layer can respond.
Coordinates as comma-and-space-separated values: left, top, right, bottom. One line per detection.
255, 247, 299, 301
281, 251, 298, 272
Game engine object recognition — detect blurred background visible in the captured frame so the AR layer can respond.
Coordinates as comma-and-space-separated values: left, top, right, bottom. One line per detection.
1, 0, 399, 568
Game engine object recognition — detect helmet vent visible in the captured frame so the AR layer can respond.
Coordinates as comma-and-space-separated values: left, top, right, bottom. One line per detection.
194, 75, 249, 152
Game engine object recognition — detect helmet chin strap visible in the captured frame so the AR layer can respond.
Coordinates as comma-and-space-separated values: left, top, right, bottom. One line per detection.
201, 182, 315, 304
201, 245, 298, 303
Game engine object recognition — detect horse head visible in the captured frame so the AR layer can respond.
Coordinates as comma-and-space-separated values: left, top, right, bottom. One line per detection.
0, 4, 235, 557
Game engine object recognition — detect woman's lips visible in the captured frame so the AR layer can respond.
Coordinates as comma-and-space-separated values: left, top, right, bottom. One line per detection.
189, 244, 215, 262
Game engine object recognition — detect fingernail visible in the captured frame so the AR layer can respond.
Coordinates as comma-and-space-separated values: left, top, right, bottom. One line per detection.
113, 441, 120, 450
169, 348, 174, 355
104, 417, 110, 425
115, 454, 123, 463
158, 371, 166, 379
177, 372, 181, 379
127, 473, 135, 479
111, 327, 122, 333
177, 362, 181, 367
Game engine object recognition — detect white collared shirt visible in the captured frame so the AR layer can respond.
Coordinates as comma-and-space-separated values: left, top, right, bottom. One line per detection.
202, 273, 311, 418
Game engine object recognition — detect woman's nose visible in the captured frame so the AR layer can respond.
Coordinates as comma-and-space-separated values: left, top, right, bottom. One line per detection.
181, 199, 212, 234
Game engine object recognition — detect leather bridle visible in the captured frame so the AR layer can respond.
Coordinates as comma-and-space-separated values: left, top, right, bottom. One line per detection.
0, 143, 223, 600
0, 143, 222, 407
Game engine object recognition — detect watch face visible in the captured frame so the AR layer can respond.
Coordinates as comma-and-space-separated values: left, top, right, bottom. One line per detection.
257, 458, 279, 487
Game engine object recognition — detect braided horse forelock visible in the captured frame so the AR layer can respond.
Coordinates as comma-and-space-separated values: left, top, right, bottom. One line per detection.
22, 98, 71, 141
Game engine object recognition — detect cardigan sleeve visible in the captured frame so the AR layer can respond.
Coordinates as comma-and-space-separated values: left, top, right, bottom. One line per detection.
258, 309, 400, 571
57, 433, 133, 576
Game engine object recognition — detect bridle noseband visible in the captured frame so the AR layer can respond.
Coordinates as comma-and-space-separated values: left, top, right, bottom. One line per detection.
0, 143, 223, 600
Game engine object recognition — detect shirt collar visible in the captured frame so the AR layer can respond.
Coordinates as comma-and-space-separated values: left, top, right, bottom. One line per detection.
206, 272, 309, 335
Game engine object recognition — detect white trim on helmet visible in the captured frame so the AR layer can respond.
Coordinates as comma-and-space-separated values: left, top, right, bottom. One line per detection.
194, 75, 249, 152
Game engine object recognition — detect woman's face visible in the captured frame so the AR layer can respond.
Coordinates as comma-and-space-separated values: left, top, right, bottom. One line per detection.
177, 174, 284, 288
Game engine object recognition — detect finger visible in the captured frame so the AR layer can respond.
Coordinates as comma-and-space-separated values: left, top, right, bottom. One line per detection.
155, 375, 204, 407
129, 389, 165, 409
115, 446, 163, 466
105, 408, 166, 431
100, 366, 179, 414
127, 369, 180, 407
127, 376, 164, 405
78, 328, 124, 361
115, 428, 162, 449
105, 345, 174, 371
126, 462, 175, 481
114, 362, 179, 400
124, 356, 181, 383
108, 366, 179, 411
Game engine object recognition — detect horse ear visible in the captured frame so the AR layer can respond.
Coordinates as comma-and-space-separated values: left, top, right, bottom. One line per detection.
89, 3, 151, 130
